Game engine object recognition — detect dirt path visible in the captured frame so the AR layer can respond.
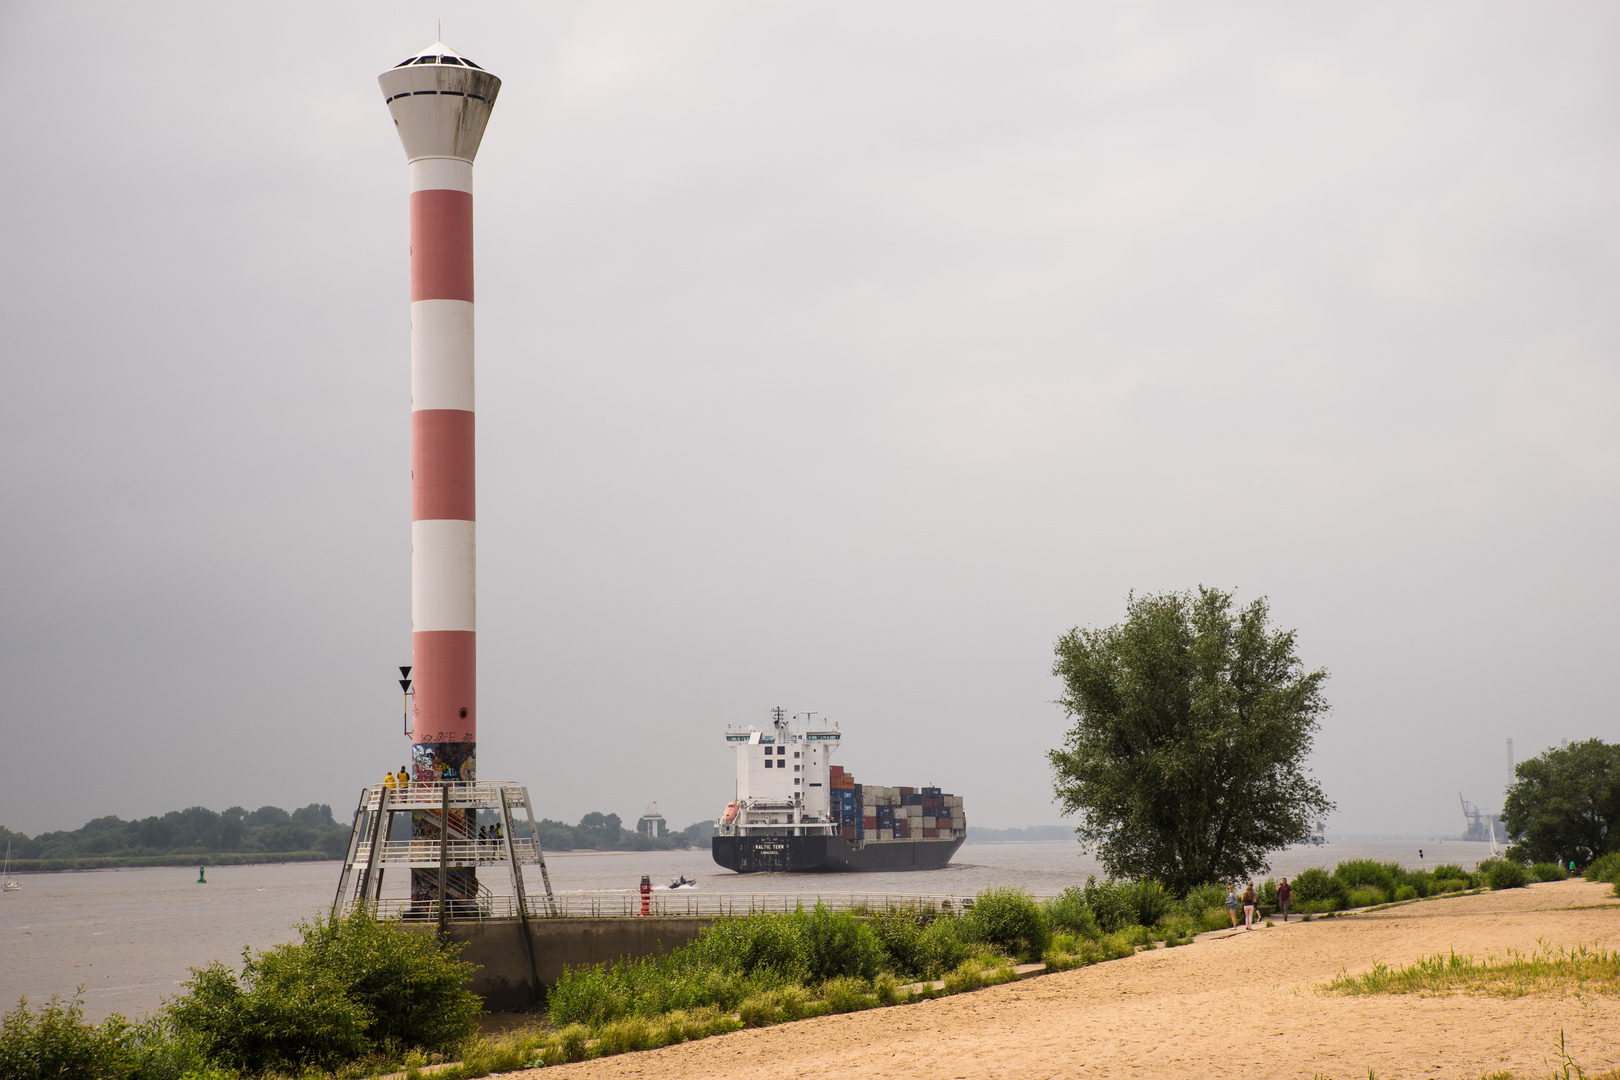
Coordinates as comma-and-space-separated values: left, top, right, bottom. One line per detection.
505, 879, 1618, 1079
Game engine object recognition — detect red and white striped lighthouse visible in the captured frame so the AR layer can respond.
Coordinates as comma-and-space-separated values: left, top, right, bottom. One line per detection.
379, 42, 499, 901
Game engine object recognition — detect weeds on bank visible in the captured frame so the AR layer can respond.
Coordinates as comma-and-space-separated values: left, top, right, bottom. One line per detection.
1323, 944, 1620, 999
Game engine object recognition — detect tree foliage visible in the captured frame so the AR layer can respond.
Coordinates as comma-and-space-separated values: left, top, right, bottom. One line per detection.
166, 908, 480, 1074
1501, 738, 1619, 865
1, 804, 348, 864
1048, 587, 1334, 894
528, 812, 711, 852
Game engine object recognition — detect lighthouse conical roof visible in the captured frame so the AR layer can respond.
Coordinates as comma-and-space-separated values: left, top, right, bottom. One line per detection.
390, 40, 488, 70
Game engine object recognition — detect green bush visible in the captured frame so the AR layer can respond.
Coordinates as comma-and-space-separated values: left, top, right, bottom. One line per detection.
1530, 862, 1568, 883
1432, 863, 1474, 887
1102, 927, 1146, 958
803, 905, 883, 982
1120, 879, 1172, 928
0, 995, 137, 1080
1393, 885, 1417, 902
1332, 859, 1400, 898
1482, 860, 1530, 890
867, 908, 931, 977
167, 960, 368, 1073
1290, 868, 1343, 910
918, 915, 971, 976
1583, 853, 1620, 883
1043, 887, 1100, 940
1183, 883, 1227, 914
545, 962, 627, 1028
1345, 886, 1387, 908
165, 908, 478, 1075
1081, 877, 1139, 935
686, 912, 807, 979
962, 888, 1050, 961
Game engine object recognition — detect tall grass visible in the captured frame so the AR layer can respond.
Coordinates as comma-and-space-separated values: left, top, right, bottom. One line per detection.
1324, 944, 1620, 999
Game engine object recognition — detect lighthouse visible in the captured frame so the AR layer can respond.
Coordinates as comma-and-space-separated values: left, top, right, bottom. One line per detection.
379, 41, 500, 904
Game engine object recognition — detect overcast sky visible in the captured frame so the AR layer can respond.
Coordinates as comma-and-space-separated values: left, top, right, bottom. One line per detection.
1, 2, 1616, 840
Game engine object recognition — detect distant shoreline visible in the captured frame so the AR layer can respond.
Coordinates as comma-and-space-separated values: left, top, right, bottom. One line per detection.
8, 851, 339, 873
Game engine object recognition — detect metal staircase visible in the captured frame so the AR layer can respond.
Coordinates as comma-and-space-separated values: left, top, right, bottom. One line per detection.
332, 780, 557, 924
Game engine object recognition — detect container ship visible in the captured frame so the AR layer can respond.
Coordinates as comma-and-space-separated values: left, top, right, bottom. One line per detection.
711, 708, 966, 873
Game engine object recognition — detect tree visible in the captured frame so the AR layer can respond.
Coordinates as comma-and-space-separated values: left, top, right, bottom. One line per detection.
576, 812, 622, 846
167, 908, 479, 1074
1048, 587, 1335, 895
1501, 738, 1619, 866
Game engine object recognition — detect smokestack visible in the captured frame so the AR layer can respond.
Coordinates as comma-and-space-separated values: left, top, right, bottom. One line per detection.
379, 41, 500, 904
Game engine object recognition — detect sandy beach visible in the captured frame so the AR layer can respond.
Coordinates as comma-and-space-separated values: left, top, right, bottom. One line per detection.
511, 878, 1618, 1080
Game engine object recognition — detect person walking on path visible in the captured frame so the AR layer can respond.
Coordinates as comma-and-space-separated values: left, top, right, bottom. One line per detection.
1242, 882, 1257, 929
1277, 877, 1292, 922
1226, 884, 1241, 928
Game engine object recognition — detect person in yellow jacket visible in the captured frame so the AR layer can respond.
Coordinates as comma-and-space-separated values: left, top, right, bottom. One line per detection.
382, 769, 397, 790
396, 765, 409, 790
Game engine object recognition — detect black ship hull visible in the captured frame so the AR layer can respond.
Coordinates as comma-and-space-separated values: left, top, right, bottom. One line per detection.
712, 834, 964, 873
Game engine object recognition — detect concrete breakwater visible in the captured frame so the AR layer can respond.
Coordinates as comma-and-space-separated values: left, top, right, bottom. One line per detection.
412, 916, 718, 1010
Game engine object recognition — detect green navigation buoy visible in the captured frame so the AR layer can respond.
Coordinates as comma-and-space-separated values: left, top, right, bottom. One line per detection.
197, 866, 207, 884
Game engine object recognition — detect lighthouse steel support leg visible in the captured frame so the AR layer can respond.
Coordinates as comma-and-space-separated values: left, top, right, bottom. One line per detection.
437, 783, 450, 935
333, 787, 371, 916
499, 788, 541, 1001
520, 787, 556, 914
357, 786, 391, 908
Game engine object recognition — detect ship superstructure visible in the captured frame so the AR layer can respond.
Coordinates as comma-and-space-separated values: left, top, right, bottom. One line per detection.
712, 708, 965, 873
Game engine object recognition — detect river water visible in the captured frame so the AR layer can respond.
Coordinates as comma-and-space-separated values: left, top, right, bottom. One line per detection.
1, 838, 1498, 1023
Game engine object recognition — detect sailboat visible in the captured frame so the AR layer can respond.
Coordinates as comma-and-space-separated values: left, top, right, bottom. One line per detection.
3, 840, 19, 891
1487, 817, 1501, 858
